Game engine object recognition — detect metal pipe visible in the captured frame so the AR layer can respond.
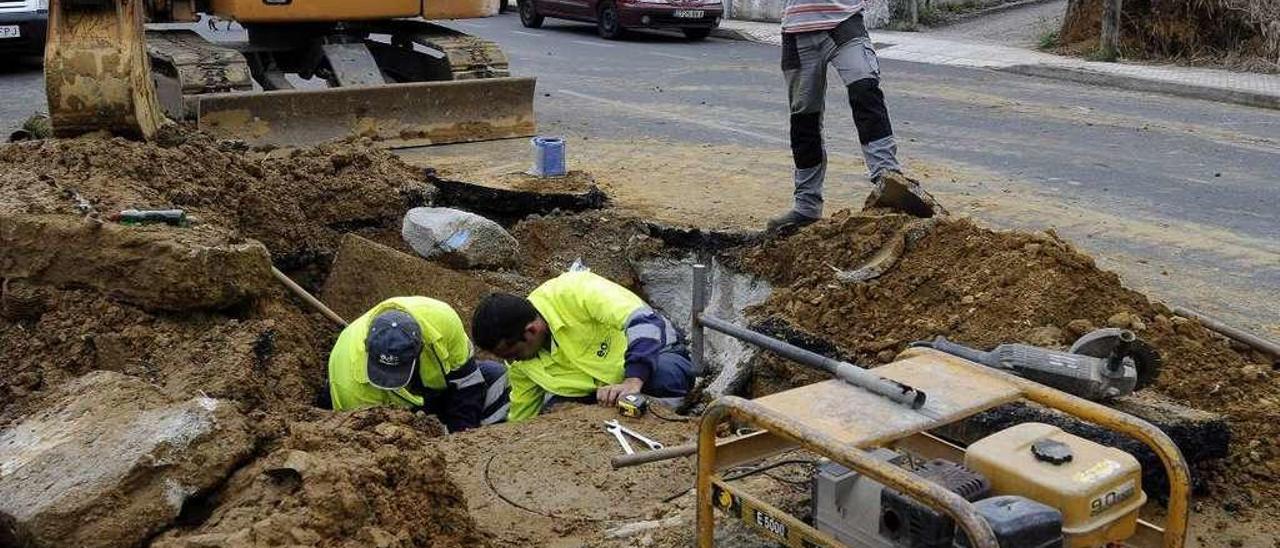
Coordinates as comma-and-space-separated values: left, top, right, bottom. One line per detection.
613, 443, 697, 469
1173, 306, 1280, 358
271, 266, 348, 327
690, 263, 708, 375
695, 401, 728, 548
698, 314, 926, 409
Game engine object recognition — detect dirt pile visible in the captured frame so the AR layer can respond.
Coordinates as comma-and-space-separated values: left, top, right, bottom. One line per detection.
511, 210, 658, 291
743, 210, 1280, 510
1060, 0, 1280, 72
0, 134, 434, 269
153, 407, 485, 548
0, 280, 330, 427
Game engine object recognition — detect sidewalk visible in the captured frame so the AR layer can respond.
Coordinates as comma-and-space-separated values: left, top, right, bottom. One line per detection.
712, 19, 1280, 111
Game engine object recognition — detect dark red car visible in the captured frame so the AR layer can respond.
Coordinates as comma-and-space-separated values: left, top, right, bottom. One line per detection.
518, 0, 722, 41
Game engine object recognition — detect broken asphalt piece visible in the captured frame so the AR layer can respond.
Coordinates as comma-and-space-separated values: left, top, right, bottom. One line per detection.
863, 172, 948, 218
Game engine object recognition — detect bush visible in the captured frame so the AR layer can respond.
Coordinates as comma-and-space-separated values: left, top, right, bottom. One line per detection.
1060, 0, 1280, 71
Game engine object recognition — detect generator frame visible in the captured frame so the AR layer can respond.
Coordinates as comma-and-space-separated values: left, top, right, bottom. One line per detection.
685, 264, 1190, 548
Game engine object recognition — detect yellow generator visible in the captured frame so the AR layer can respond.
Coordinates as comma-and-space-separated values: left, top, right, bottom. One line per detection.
45, 0, 535, 147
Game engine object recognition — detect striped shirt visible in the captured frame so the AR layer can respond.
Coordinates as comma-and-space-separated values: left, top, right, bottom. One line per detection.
781, 0, 864, 33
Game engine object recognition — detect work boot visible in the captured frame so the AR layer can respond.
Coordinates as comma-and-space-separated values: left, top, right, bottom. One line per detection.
765, 210, 819, 233
864, 171, 946, 218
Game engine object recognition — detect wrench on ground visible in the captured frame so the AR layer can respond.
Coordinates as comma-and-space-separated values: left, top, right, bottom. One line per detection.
604, 420, 664, 451
604, 420, 635, 455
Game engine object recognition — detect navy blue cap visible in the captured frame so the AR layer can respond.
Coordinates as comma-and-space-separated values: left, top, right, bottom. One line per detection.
365, 310, 423, 390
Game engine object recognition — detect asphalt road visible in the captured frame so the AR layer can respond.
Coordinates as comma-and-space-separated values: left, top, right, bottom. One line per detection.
3, 15, 1277, 333
455, 14, 1279, 333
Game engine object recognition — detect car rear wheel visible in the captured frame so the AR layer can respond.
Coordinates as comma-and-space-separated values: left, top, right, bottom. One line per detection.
519, 0, 545, 27
683, 27, 712, 41
597, 1, 626, 40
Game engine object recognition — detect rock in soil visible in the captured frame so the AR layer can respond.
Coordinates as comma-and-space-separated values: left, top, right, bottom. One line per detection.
322, 233, 507, 323
402, 207, 521, 270
0, 371, 253, 548
1, 213, 271, 312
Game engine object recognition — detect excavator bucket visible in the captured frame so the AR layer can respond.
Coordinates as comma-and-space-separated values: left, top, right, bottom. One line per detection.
45, 0, 166, 139
193, 77, 537, 148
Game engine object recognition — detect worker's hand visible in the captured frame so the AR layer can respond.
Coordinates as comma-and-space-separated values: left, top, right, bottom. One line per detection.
597, 377, 644, 407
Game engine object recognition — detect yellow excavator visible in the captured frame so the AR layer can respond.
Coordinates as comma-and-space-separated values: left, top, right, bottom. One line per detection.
44, 0, 535, 147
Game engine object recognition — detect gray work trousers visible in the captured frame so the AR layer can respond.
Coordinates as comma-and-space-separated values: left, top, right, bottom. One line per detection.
782, 13, 901, 217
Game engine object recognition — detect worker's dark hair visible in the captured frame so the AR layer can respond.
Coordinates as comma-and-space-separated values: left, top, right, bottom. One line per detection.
471, 293, 538, 351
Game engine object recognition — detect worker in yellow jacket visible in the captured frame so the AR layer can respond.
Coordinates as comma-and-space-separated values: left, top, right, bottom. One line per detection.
323, 296, 509, 431
470, 271, 694, 422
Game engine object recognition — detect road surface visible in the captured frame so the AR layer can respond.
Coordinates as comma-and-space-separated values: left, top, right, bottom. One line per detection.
2, 15, 1276, 335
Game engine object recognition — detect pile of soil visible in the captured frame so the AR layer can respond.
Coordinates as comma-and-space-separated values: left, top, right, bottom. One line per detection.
743, 210, 1280, 510
0, 281, 330, 427
510, 210, 659, 291
0, 134, 434, 269
1059, 0, 1280, 72
153, 407, 486, 548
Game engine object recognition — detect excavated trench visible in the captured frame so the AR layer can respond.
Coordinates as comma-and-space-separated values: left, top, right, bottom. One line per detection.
0, 134, 1277, 546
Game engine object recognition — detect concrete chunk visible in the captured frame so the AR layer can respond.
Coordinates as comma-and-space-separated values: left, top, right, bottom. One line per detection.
0, 371, 253, 548
402, 207, 520, 270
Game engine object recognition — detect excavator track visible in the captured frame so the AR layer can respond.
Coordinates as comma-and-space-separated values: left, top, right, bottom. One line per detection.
45, 0, 165, 139
145, 29, 253, 119
391, 21, 511, 80
146, 29, 253, 95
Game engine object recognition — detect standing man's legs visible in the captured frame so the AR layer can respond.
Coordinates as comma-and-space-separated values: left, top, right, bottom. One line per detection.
829, 18, 942, 218
769, 31, 831, 231
770, 14, 941, 232
828, 14, 900, 181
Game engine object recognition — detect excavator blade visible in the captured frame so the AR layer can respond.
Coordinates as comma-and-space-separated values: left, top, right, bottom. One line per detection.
45, 0, 166, 139
194, 77, 537, 148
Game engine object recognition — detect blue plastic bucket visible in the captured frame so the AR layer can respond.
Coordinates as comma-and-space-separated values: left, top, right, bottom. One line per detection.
530, 136, 567, 177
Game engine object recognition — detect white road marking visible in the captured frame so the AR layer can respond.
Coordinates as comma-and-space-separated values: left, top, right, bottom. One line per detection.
650, 51, 696, 61
572, 40, 616, 48
556, 89, 785, 144
512, 30, 546, 36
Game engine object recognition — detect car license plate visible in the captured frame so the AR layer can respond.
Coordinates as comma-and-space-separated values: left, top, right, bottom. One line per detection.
673, 9, 704, 18
0, 26, 20, 39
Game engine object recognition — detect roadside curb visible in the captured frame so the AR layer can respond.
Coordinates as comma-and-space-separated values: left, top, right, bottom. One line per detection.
711, 21, 1280, 111
1002, 64, 1280, 111
925, 0, 1062, 27
709, 25, 772, 44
